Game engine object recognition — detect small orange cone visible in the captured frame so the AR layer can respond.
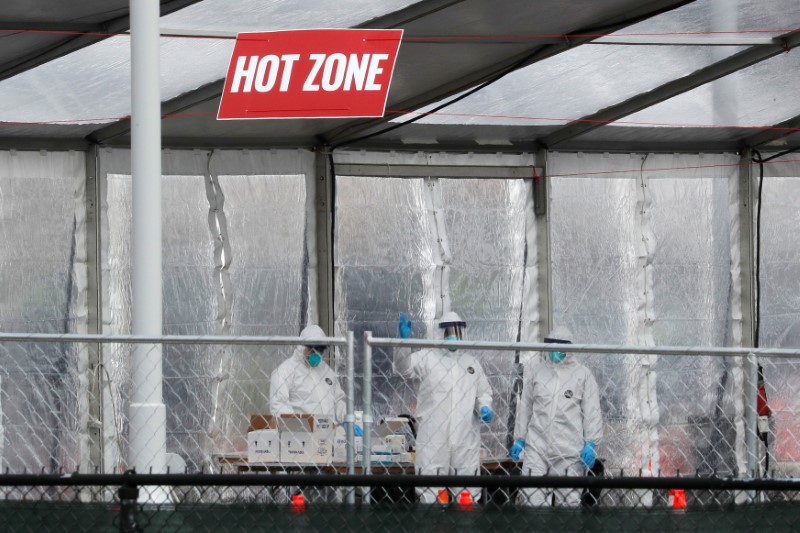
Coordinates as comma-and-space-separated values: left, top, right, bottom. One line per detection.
668, 489, 686, 510
437, 489, 450, 504
457, 490, 474, 511
291, 493, 306, 512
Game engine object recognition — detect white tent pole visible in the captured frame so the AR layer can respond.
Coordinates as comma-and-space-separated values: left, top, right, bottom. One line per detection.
129, 0, 165, 475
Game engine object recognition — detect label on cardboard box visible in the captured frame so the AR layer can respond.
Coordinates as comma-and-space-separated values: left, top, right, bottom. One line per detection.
278, 413, 335, 464
247, 429, 280, 462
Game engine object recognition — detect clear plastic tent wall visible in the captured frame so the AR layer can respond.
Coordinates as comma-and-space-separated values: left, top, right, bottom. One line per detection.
759, 156, 800, 467
0, 146, 796, 480
333, 151, 537, 460
97, 148, 316, 471
549, 152, 743, 481
0, 151, 87, 472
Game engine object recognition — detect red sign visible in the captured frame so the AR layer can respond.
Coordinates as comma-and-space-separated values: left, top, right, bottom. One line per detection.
217, 29, 403, 120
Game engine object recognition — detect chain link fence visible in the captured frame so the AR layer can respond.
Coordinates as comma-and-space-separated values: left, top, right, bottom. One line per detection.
0, 333, 798, 479
1, 473, 800, 532
1, 333, 800, 530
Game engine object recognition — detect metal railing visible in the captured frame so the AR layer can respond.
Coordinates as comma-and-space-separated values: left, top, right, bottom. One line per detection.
1, 331, 799, 508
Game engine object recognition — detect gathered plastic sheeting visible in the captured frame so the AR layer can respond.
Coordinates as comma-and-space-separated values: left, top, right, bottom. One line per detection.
98, 148, 314, 472
334, 152, 536, 462
0, 150, 87, 473
549, 152, 742, 483
760, 157, 800, 469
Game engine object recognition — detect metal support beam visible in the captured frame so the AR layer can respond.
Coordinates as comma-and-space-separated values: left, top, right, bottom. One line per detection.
540, 29, 800, 149
534, 149, 551, 337
334, 163, 536, 178
315, 147, 335, 335
323, 0, 694, 145
735, 149, 758, 477
87, 0, 693, 149
737, 151, 756, 347
85, 146, 103, 472
742, 115, 800, 150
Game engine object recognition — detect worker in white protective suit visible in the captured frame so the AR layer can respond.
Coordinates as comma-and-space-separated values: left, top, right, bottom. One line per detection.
511, 326, 603, 507
269, 324, 346, 422
394, 311, 494, 503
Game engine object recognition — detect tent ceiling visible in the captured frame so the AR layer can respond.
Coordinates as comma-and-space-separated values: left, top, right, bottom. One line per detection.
1, 0, 799, 153
0, 1, 202, 83
87, 0, 696, 148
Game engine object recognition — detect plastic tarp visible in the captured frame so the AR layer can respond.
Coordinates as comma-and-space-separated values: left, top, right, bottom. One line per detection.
758, 155, 800, 466
549, 152, 741, 482
333, 150, 537, 459
0, 150, 87, 472
97, 148, 315, 470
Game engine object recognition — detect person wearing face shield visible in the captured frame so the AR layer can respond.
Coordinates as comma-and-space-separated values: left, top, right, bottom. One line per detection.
394, 311, 494, 503
510, 326, 603, 507
269, 324, 346, 423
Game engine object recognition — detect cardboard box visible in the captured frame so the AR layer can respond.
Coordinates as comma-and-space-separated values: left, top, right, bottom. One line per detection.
333, 433, 364, 462
248, 414, 277, 432
247, 429, 280, 462
376, 417, 411, 437
278, 414, 335, 464
333, 426, 347, 462
357, 444, 408, 464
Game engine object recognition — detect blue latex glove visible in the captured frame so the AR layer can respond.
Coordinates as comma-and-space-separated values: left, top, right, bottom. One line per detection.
580, 441, 597, 469
343, 421, 364, 437
398, 312, 412, 339
510, 438, 525, 461
479, 405, 493, 423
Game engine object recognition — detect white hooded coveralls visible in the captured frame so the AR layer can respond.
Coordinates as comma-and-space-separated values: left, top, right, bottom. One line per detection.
269, 346, 346, 422
395, 347, 493, 501
514, 353, 602, 506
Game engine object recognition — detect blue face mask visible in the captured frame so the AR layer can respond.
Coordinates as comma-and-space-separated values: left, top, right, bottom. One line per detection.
307, 352, 322, 367
445, 334, 459, 352
549, 351, 566, 364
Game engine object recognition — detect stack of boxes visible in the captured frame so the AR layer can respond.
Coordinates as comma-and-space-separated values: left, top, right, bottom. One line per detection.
246, 414, 412, 465
247, 413, 337, 464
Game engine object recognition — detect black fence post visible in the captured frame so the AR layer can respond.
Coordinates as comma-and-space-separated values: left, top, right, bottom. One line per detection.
118, 470, 140, 533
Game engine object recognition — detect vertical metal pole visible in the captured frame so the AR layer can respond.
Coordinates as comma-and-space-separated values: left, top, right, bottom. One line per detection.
737, 149, 756, 347
345, 330, 356, 505
314, 147, 335, 334
745, 352, 759, 477
534, 149, 552, 338
129, 0, 166, 476
118, 477, 140, 533
733, 148, 755, 484
84, 147, 103, 473
362, 331, 373, 504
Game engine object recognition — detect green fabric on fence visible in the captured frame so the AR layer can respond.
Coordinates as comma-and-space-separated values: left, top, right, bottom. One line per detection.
2, 501, 800, 532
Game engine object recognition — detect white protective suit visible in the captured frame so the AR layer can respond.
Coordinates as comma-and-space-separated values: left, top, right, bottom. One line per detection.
394, 346, 493, 502
514, 349, 603, 506
269, 346, 346, 422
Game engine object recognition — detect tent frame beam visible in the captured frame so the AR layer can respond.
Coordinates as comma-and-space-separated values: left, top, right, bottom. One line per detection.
540, 29, 800, 149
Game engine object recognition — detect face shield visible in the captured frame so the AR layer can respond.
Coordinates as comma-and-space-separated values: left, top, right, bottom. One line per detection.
443, 325, 465, 342
439, 312, 467, 351
544, 327, 572, 364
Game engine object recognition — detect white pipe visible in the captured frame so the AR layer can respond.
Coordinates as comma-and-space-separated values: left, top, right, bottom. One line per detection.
129, 0, 165, 475
345, 331, 356, 505
362, 331, 374, 504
